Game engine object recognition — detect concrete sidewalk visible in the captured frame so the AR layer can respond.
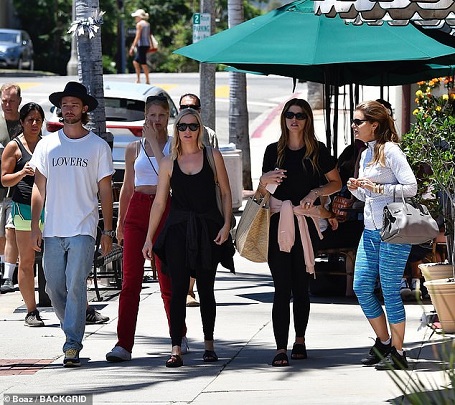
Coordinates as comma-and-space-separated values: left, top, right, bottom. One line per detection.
0, 250, 452, 405
0, 80, 452, 404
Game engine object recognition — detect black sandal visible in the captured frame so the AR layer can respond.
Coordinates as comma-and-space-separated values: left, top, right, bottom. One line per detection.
166, 354, 183, 368
272, 352, 289, 367
203, 350, 219, 362
291, 343, 307, 360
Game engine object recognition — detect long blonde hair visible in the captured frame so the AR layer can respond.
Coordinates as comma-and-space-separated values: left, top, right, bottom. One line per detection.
356, 100, 400, 167
277, 98, 320, 173
170, 108, 204, 160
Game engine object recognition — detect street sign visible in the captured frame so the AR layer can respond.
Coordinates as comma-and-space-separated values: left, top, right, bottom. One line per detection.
193, 13, 211, 43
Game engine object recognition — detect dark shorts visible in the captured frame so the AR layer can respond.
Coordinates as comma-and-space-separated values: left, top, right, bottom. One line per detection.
134, 46, 149, 65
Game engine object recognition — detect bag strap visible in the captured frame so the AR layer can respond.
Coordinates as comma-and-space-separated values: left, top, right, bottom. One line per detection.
205, 146, 218, 185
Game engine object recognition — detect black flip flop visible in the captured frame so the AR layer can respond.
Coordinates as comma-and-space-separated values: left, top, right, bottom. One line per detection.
166, 354, 183, 368
272, 352, 289, 367
203, 350, 219, 362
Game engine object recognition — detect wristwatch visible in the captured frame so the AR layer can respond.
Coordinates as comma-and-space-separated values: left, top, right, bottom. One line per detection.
101, 230, 116, 238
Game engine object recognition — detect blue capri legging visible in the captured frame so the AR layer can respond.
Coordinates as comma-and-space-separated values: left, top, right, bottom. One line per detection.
353, 229, 411, 324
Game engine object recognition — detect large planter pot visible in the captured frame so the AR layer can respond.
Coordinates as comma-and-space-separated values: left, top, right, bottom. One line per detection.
419, 263, 454, 282
424, 278, 455, 333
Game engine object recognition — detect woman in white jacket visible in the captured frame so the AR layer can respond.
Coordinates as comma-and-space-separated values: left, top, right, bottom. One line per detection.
348, 100, 417, 371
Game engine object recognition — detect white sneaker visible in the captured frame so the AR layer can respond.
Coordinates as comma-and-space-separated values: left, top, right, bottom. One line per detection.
400, 278, 413, 301
181, 336, 190, 355
106, 346, 131, 362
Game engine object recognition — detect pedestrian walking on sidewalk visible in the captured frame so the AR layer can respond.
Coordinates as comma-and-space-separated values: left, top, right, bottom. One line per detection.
106, 95, 189, 363
30, 82, 114, 368
1, 102, 44, 326
178, 93, 219, 308
348, 100, 417, 370
0, 83, 21, 295
143, 108, 235, 368
258, 98, 341, 367
129, 9, 151, 84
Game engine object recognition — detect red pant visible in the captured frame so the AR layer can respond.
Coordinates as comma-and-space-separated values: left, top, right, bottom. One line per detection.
116, 192, 185, 352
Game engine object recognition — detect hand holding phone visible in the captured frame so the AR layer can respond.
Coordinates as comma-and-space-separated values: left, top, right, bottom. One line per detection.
265, 168, 283, 194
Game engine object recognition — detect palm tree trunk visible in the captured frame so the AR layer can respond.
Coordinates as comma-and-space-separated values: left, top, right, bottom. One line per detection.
75, 0, 112, 147
228, 0, 251, 190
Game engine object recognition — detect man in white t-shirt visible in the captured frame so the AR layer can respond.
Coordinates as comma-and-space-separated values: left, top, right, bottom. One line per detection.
30, 82, 114, 368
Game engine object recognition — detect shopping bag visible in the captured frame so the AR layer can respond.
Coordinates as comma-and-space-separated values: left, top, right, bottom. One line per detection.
148, 34, 159, 53
234, 190, 270, 262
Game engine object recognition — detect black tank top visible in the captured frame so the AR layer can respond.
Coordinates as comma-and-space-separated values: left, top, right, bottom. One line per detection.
170, 147, 219, 216
12, 138, 34, 205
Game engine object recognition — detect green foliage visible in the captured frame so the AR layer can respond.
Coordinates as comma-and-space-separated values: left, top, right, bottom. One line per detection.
11, 0, 262, 74
402, 83, 455, 248
12, 0, 72, 74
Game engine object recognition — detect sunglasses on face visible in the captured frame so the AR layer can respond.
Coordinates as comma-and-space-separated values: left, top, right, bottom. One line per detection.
177, 123, 200, 132
284, 111, 307, 120
179, 104, 200, 110
351, 119, 368, 126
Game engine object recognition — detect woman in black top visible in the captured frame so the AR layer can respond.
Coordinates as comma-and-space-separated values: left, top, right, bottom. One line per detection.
143, 108, 234, 368
1, 102, 44, 326
259, 98, 341, 366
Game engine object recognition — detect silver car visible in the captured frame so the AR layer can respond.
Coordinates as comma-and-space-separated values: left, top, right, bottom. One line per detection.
0, 29, 34, 70
46, 81, 178, 181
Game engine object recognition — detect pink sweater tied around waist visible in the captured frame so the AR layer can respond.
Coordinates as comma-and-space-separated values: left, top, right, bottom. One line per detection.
269, 196, 332, 275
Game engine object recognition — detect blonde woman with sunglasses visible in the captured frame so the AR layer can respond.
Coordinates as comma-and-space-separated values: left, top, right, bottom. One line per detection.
143, 108, 235, 368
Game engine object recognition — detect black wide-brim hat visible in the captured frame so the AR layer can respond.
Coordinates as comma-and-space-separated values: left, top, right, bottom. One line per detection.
49, 81, 98, 112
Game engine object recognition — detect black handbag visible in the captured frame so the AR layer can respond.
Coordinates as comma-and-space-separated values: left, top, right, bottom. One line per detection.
380, 190, 439, 245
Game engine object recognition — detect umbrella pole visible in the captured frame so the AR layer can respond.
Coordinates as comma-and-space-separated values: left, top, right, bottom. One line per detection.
324, 81, 332, 155
333, 85, 339, 157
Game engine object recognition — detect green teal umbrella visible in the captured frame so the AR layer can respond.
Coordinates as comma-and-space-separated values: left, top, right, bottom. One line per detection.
175, 0, 455, 86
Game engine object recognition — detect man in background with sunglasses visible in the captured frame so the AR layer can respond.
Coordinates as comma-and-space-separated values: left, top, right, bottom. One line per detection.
178, 93, 219, 307
179, 94, 218, 149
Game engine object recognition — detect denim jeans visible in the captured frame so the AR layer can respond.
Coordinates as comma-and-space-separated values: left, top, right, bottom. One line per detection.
43, 235, 95, 353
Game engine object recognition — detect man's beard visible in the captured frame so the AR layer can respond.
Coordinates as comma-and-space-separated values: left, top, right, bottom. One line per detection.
63, 115, 82, 125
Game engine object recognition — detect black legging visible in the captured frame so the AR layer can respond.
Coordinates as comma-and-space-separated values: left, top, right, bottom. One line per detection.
267, 214, 315, 350
165, 228, 218, 347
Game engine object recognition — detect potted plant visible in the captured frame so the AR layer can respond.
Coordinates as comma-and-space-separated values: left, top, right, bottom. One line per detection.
402, 77, 455, 332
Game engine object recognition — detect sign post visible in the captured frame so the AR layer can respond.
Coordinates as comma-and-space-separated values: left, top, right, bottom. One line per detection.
193, 13, 211, 43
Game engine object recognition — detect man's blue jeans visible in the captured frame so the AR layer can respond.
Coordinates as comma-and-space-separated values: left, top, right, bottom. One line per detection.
43, 235, 95, 353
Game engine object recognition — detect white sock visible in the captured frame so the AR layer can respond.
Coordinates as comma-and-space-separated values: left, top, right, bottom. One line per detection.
381, 338, 391, 346
3, 262, 16, 280
396, 349, 404, 356
411, 278, 421, 289
0, 255, 4, 263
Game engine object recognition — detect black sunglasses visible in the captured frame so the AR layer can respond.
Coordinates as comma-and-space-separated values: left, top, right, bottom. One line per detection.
180, 104, 200, 110
177, 123, 200, 132
146, 95, 168, 103
351, 119, 368, 126
284, 111, 307, 120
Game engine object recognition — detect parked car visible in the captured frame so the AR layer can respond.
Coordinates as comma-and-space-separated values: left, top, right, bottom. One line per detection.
0, 29, 34, 70
46, 81, 178, 181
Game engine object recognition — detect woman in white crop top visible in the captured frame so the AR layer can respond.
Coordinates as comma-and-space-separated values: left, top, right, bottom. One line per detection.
106, 95, 188, 362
